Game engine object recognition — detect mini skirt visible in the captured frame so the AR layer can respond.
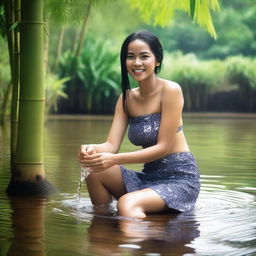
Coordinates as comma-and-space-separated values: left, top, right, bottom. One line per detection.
120, 152, 200, 212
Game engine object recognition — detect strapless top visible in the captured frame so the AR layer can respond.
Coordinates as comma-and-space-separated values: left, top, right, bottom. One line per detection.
128, 113, 183, 148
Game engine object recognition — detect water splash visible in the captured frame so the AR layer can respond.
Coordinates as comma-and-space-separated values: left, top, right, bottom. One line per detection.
76, 166, 90, 202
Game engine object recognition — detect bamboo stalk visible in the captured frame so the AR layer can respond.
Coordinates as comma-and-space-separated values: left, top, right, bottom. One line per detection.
6, 0, 57, 196
74, 2, 91, 58
10, 0, 21, 168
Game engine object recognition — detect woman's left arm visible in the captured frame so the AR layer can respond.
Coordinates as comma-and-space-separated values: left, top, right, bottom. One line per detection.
84, 83, 184, 172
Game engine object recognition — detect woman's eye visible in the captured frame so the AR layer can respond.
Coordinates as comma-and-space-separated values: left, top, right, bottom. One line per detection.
141, 55, 149, 59
126, 55, 134, 59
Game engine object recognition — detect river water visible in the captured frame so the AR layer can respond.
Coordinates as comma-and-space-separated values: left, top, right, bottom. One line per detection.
0, 114, 256, 256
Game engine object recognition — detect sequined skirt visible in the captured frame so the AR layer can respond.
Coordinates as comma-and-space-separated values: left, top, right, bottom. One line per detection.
120, 152, 200, 212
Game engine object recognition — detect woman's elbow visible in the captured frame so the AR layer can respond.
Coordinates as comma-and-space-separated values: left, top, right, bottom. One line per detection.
106, 141, 119, 153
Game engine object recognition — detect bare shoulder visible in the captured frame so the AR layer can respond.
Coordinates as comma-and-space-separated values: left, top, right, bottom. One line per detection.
160, 79, 182, 96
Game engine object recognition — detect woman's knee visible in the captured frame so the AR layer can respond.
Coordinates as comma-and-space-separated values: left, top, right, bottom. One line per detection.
117, 193, 146, 218
86, 166, 126, 199
117, 189, 168, 218
86, 166, 116, 184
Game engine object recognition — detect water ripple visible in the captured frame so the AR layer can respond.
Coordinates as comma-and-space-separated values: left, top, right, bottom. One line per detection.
52, 184, 256, 256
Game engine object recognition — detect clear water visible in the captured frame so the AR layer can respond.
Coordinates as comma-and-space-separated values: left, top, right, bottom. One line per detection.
0, 114, 256, 256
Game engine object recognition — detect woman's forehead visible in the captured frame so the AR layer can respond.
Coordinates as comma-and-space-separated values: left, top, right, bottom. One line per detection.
127, 39, 152, 53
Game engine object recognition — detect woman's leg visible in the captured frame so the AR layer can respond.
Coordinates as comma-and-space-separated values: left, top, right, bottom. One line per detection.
86, 165, 126, 206
117, 188, 168, 218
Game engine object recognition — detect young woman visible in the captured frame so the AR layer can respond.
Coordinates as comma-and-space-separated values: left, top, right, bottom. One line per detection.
78, 30, 200, 218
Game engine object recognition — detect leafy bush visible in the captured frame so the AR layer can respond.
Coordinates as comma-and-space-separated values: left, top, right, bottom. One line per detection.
77, 37, 120, 113
45, 73, 69, 114
162, 53, 225, 111
225, 56, 256, 111
59, 36, 120, 113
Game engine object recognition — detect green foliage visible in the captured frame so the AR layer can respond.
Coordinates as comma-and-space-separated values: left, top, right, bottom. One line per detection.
161, 53, 256, 112
59, 36, 120, 113
45, 73, 69, 114
147, 0, 256, 59
59, 51, 79, 78
225, 56, 256, 112
0, 3, 5, 38
44, 0, 109, 24
78, 37, 120, 113
162, 53, 225, 111
0, 39, 11, 121
126, 0, 220, 38
226, 56, 256, 89
0, 58, 10, 100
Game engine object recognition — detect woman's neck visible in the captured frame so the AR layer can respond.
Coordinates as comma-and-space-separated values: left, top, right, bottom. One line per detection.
138, 74, 159, 96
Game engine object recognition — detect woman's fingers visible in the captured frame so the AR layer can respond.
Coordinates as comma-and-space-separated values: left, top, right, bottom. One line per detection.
82, 153, 101, 160
80, 144, 96, 156
87, 146, 96, 155
80, 145, 87, 155
81, 153, 101, 166
80, 152, 114, 172
79, 145, 96, 164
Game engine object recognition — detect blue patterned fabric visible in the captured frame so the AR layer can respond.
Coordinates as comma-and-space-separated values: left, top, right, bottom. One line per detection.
120, 113, 200, 212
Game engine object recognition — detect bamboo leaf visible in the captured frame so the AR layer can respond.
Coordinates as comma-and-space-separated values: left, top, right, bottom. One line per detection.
190, 0, 196, 20
126, 0, 220, 38
9, 21, 19, 31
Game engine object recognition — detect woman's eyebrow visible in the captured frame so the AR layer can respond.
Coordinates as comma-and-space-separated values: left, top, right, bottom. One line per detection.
127, 51, 150, 55
140, 51, 150, 55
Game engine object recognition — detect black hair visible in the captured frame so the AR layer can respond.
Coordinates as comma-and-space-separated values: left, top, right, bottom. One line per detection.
120, 30, 163, 113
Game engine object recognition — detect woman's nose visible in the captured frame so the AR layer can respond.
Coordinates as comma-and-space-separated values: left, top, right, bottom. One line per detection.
133, 57, 142, 66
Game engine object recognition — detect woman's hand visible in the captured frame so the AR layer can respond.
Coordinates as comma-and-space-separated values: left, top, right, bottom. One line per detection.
80, 153, 117, 173
78, 144, 96, 164
80, 144, 96, 156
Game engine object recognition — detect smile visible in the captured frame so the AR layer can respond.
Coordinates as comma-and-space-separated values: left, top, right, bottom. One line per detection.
133, 69, 145, 74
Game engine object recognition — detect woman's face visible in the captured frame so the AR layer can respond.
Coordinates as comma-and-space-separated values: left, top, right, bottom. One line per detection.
126, 39, 159, 82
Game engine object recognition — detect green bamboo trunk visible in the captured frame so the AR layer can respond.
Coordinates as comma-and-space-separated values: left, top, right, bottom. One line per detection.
6, 0, 57, 196
10, 0, 20, 167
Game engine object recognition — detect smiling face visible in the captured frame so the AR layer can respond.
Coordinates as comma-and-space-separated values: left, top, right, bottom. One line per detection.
126, 39, 159, 82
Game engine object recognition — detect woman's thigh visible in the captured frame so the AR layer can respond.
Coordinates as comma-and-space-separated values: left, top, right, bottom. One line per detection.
87, 165, 127, 200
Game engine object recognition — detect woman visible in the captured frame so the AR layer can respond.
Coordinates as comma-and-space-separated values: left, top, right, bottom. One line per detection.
79, 30, 200, 218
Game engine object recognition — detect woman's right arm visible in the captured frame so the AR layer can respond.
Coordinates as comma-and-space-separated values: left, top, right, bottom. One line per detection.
80, 94, 128, 155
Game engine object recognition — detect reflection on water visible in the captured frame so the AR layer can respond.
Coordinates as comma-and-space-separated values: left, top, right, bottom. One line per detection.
7, 197, 46, 256
0, 115, 256, 256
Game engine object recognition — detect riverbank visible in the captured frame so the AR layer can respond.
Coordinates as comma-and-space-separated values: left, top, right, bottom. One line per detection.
47, 112, 256, 120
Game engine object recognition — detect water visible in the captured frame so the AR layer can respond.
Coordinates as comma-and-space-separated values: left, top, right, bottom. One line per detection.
0, 114, 256, 256
76, 167, 90, 202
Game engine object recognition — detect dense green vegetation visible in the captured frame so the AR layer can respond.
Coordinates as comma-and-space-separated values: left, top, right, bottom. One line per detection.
59, 37, 120, 113
56, 0, 256, 114
1, 0, 256, 119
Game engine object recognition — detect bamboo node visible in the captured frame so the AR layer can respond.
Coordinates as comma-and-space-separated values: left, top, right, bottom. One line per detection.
20, 21, 44, 25
19, 98, 46, 101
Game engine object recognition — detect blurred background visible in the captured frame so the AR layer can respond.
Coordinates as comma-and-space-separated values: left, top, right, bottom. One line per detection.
0, 2, 256, 255
0, 0, 256, 120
